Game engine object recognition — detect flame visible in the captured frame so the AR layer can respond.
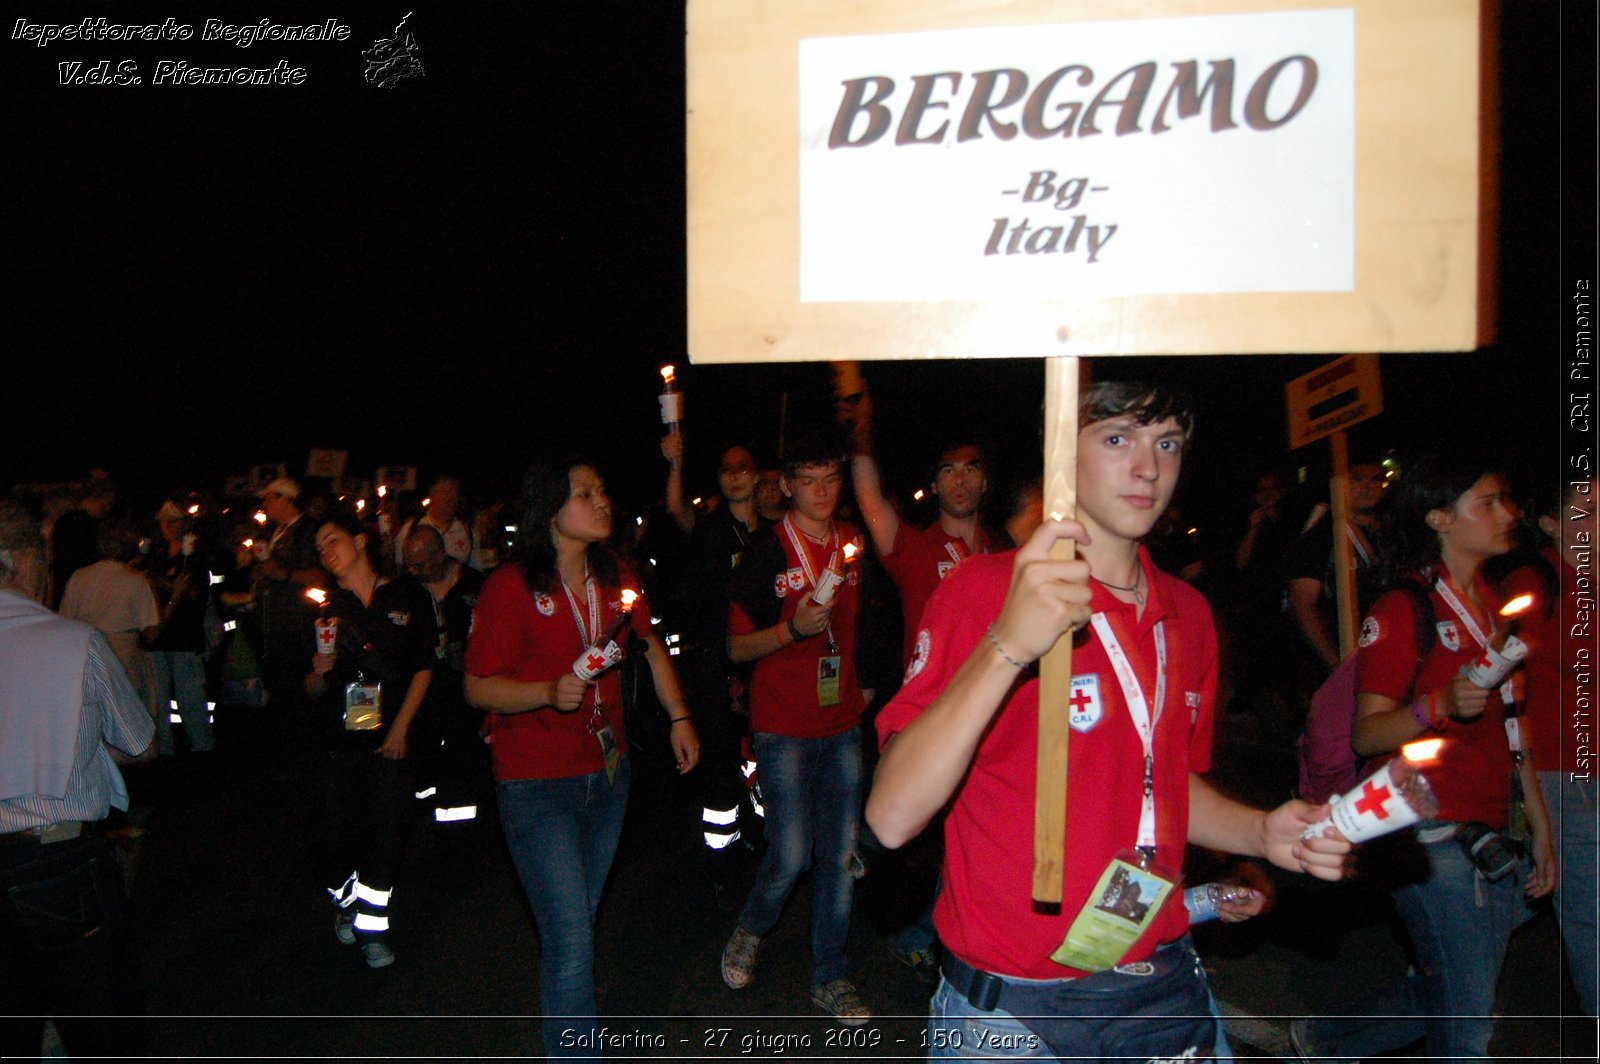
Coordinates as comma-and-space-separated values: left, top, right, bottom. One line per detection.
253, 511, 268, 525
619, 589, 639, 609
187, 504, 200, 516
912, 489, 925, 501
377, 485, 388, 498
1499, 594, 1534, 618
841, 542, 858, 563
355, 499, 366, 512
242, 538, 254, 549
421, 497, 432, 509
660, 364, 676, 385
1401, 738, 1445, 763
305, 588, 328, 607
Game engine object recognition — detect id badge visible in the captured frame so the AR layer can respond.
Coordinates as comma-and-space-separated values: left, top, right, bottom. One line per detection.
592, 715, 620, 785
1050, 850, 1177, 972
816, 655, 842, 707
343, 682, 383, 731
1504, 716, 1523, 753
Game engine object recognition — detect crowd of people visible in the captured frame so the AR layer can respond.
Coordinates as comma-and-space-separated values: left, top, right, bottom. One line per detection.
2, 371, 1594, 1061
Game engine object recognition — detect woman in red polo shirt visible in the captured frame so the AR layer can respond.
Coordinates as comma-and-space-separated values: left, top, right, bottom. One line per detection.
1302, 454, 1555, 1062
464, 454, 698, 1058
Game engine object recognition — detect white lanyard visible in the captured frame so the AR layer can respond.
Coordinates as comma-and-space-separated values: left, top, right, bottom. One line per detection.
782, 516, 839, 652
1343, 522, 1374, 566
782, 515, 836, 590
1087, 612, 1168, 852
561, 571, 602, 709
1433, 576, 1492, 650
943, 541, 966, 568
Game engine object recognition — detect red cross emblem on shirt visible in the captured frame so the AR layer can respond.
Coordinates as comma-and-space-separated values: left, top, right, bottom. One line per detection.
1352, 780, 1392, 820
1069, 688, 1095, 713
585, 651, 608, 673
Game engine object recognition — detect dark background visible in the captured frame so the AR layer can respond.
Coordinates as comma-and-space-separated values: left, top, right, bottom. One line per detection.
4, 1, 1592, 529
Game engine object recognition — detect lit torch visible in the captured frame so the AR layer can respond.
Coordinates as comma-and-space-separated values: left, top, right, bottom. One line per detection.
659, 363, 684, 446
306, 588, 337, 656
1463, 595, 1534, 689
572, 588, 642, 680
812, 542, 858, 607
1303, 740, 1442, 843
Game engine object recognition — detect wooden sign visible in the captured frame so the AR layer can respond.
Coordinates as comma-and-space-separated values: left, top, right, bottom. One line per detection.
688, 0, 1491, 362
1286, 354, 1384, 449
306, 448, 349, 480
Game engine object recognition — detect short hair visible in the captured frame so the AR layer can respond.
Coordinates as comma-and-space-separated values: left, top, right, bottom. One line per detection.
781, 424, 849, 479
95, 521, 143, 563
404, 523, 446, 552
1079, 381, 1196, 440
0, 506, 46, 586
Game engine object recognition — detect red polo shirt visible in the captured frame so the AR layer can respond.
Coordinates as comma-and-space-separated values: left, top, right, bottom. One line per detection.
877, 547, 1217, 980
465, 562, 652, 781
882, 521, 988, 665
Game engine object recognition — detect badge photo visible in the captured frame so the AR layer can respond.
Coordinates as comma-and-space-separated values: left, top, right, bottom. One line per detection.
1068, 674, 1103, 733
1435, 621, 1461, 652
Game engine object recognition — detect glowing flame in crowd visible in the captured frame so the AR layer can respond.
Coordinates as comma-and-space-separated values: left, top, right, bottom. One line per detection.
305, 588, 328, 607
660, 364, 676, 386
841, 542, 859, 565
619, 589, 639, 611
1401, 738, 1445, 764
1500, 595, 1534, 618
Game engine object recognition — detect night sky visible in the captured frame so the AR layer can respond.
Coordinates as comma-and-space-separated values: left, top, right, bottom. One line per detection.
5, 2, 1593, 529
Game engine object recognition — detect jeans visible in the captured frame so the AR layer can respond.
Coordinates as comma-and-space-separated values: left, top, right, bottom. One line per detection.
737, 728, 863, 986
928, 938, 1215, 1063
0, 832, 145, 1060
498, 757, 631, 1059
1304, 828, 1536, 1061
152, 650, 215, 755
1541, 771, 1599, 1015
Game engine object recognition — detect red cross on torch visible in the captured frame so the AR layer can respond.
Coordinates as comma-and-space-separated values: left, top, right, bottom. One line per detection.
1352, 779, 1392, 820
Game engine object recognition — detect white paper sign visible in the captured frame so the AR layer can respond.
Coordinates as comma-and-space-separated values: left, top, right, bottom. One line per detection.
799, 8, 1354, 303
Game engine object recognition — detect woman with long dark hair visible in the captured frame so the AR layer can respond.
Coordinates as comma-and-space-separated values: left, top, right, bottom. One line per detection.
1295, 454, 1556, 1061
306, 508, 437, 969
464, 454, 699, 1056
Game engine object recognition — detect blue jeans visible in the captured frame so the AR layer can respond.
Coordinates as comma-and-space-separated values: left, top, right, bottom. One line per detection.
737, 728, 863, 986
1541, 771, 1599, 1015
927, 938, 1216, 1063
152, 650, 214, 755
1305, 828, 1536, 1061
498, 757, 631, 1059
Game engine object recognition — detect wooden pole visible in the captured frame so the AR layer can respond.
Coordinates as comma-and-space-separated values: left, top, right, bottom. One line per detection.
1033, 356, 1080, 909
1328, 429, 1359, 659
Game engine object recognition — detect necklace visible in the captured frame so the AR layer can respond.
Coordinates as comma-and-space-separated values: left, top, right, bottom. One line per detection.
1097, 567, 1146, 606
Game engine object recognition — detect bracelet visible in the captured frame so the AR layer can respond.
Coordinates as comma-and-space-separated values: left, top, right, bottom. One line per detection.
985, 625, 1029, 669
786, 616, 806, 643
669, 716, 692, 725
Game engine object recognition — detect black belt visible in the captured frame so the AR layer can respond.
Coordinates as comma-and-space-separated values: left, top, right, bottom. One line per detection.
942, 938, 1195, 1014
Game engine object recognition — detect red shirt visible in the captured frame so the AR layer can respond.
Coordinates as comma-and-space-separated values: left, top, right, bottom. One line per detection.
464, 562, 652, 781
1503, 550, 1587, 774
1355, 575, 1512, 827
882, 521, 987, 664
727, 517, 866, 738
877, 547, 1217, 980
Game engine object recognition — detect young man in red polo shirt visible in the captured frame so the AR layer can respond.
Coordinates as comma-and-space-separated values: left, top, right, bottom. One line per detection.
868, 382, 1351, 1060
718, 430, 874, 1025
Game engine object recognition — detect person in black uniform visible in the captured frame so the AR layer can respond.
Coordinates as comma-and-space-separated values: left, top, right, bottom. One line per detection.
305, 508, 436, 969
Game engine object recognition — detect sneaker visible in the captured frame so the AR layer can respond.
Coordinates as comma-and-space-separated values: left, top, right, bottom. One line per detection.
721, 928, 761, 989
811, 978, 872, 1026
334, 909, 356, 946
361, 937, 395, 969
891, 945, 940, 985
